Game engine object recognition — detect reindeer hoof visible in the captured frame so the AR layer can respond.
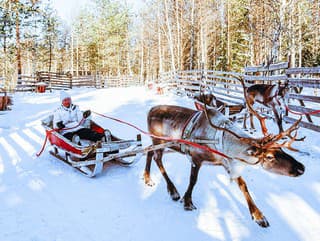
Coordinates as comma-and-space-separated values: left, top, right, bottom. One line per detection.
255, 216, 270, 228
183, 202, 197, 211
181, 197, 197, 210
145, 180, 155, 186
167, 185, 180, 201
171, 192, 180, 201
143, 175, 155, 186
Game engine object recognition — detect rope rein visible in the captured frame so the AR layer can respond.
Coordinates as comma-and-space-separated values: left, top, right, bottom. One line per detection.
36, 111, 230, 159
92, 111, 231, 159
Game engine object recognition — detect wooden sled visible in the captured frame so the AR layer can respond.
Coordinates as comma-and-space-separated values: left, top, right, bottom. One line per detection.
41, 115, 143, 177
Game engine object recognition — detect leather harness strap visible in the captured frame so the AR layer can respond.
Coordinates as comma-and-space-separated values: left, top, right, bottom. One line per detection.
181, 111, 202, 154
180, 111, 225, 156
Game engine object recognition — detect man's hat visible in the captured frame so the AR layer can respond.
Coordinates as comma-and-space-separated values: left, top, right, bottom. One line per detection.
60, 90, 71, 102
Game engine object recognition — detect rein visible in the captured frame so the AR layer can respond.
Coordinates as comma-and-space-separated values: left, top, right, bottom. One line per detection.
92, 111, 231, 159
199, 87, 263, 166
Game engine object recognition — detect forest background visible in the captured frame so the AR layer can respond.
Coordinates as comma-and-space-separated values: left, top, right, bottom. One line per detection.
0, 0, 319, 88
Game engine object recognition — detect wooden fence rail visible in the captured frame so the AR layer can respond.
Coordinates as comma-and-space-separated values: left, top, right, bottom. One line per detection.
158, 63, 320, 132
13, 72, 142, 92
6, 64, 320, 132
284, 67, 320, 132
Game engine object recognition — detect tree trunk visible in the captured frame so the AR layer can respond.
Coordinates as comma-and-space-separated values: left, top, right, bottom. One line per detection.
226, 0, 231, 70
15, 7, 22, 81
175, 0, 181, 70
164, 0, 176, 71
189, 0, 195, 70
157, 3, 163, 74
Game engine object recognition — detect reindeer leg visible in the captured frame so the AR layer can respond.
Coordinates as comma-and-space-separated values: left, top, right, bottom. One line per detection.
182, 162, 201, 210
249, 112, 256, 133
243, 111, 248, 130
272, 105, 284, 134
144, 150, 155, 186
154, 149, 180, 201
236, 176, 269, 228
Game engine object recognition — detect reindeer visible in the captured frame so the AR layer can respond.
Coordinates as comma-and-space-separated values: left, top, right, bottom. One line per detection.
193, 92, 245, 120
144, 103, 304, 228
242, 81, 289, 135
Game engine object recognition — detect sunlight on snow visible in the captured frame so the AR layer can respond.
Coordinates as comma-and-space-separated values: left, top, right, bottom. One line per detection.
28, 178, 46, 191
223, 210, 249, 241
25, 119, 44, 128
312, 182, 320, 202
197, 195, 226, 240
217, 173, 231, 186
0, 155, 4, 174
0, 184, 6, 193
140, 172, 162, 199
197, 194, 249, 241
0, 137, 21, 165
268, 193, 320, 240
10, 132, 36, 154
23, 128, 43, 145
5, 192, 23, 207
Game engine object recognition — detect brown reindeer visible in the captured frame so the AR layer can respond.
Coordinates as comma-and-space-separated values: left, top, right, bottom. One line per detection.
144, 104, 304, 228
193, 92, 245, 119
0, 94, 13, 111
242, 81, 289, 135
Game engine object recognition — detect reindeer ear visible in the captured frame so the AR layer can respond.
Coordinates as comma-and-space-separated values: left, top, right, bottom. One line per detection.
246, 146, 259, 156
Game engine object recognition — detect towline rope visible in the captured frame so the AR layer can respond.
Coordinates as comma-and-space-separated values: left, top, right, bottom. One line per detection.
92, 111, 231, 159
36, 111, 231, 160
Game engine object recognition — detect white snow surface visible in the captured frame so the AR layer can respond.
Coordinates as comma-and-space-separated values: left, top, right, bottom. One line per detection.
0, 87, 319, 241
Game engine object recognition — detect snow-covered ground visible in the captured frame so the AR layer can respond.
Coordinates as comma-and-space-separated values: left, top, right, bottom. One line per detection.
0, 86, 319, 241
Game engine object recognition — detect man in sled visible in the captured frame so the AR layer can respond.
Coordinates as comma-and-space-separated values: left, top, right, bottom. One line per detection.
53, 91, 110, 145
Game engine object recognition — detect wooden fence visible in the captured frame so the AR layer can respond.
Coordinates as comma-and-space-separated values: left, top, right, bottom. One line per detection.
159, 69, 244, 105
284, 67, 320, 132
159, 63, 320, 132
14, 72, 142, 91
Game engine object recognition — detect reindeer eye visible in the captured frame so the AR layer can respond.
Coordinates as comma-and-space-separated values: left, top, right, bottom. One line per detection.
265, 155, 274, 161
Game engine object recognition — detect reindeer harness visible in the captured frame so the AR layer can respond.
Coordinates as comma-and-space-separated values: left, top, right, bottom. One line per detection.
181, 111, 224, 156
180, 109, 262, 179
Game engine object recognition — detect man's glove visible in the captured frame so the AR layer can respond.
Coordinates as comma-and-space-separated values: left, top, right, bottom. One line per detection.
83, 110, 91, 118
56, 121, 65, 129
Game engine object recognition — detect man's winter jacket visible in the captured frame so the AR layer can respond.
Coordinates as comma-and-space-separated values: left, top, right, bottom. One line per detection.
53, 104, 89, 135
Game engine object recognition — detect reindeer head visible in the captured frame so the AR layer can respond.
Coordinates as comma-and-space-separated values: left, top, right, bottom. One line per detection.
244, 145, 304, 177
278, 81, 290, 99
203, 101, 305, 178
194, 92, 217, 107
241, 117, 305, 177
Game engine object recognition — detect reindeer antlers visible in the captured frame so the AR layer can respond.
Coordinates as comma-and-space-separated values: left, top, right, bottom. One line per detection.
262, 117, 302, 151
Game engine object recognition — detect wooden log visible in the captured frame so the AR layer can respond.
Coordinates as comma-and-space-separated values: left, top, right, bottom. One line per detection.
245, 62, 288, 73
287, 93, 320, 103
288, 78, 320, 88
283, 116, 320, 132
287, 105, 320, 117
286, 67, 320, 75
244, 75, 287, 82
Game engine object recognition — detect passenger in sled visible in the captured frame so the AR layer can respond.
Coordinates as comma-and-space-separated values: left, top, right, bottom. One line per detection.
53, 91, 117, 146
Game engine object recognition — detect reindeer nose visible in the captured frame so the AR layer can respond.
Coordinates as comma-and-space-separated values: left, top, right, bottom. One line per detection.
293, 163, 305, 176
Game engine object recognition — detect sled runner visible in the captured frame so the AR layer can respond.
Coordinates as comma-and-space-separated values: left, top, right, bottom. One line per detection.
41, 115, 143, 177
